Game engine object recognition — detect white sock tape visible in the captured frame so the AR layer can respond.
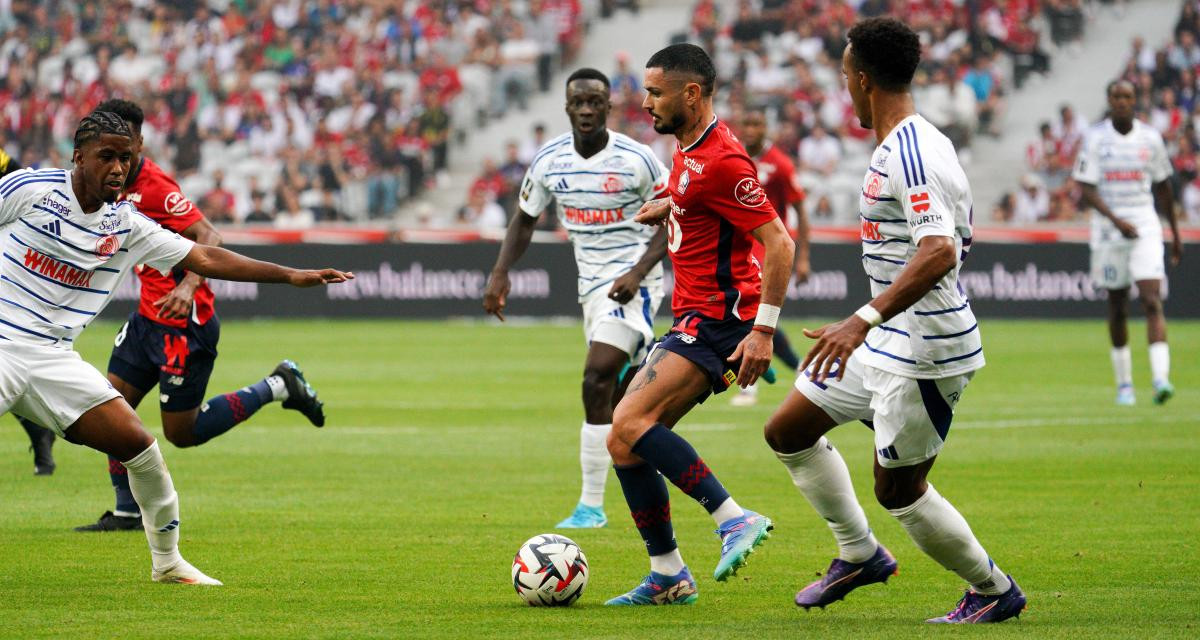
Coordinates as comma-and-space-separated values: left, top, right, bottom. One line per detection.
854, 304, 883, 328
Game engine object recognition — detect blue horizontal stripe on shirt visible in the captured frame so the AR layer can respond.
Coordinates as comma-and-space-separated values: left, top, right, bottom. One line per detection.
878, 325, 909, 336
0, 316, 57, 341
550, 188, 639, 195
881, 144, 892, 151
9, 234, 95, 273
531, 138, 572, 168
913, 300, 970, 316
860, 213, 907, 223
0, 275, 97, 315
544, 170, 635, 177
922, 323, 978, 340
0, 296, 71, 329
17, 218, 105, 257
0, 168, 62, 192
861, 238, 908, 245
2, 253, 110, 294
863, 254, 907, 266
566, 225, 644, 235
867, 166, 889, 177
933, 346, 984, 364
867, 275, 893, 285
1, 177, 67, 198
579, 242, 642, 251
31, 204, 131, 238
577, 257, 635, 267
51, 189, 69, 200
864, 340, 917, 364
581, 276, 620, 296
613, 142, 660, 179
863, 191, 897, 202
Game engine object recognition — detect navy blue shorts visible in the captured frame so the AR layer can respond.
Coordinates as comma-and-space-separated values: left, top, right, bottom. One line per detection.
107, 312, 220, 412
655, 311, 753, 403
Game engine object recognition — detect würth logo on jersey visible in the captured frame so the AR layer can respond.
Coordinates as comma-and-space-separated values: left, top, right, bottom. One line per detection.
734, 177, 767, 208
165, 191, 193, 215
22, 248, 94, 287
909, 191, 931, 214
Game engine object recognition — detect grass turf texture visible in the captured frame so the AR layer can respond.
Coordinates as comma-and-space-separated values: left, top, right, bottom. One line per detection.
0, 319, 1196, 639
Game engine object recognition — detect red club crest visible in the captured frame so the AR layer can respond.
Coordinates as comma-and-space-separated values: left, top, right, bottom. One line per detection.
734, 177, 767, 207
602, 174, 623, 193
95, 234, 120, 260
864, 173, 885, 204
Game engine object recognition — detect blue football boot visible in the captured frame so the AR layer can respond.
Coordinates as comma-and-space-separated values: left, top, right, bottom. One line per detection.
605, 567, 698, 605
713, 510, 773, 581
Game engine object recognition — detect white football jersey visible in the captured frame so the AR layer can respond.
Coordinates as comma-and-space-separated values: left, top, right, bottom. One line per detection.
1072, 119, 1172, 237
858, 115, 983, 378
519, 131, 669, 300
0, 168, 194, 349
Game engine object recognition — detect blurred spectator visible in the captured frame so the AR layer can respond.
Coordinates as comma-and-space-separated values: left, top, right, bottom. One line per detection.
493, 20, 539, 119
916, 66, 977, 152
1013, 174, 1051, 223
245, 188, 274, 225
1183, 174, 1200, 223
497, 141, 528, 213
1044, 0, 1085, 50
203, 170, 237, 224
519, 122, 548, 165
457, 186, 507, 230
418, 92, 451, 180
962, 55, 1004, 137
470, 157, 505, 203
612, 51, 639, 95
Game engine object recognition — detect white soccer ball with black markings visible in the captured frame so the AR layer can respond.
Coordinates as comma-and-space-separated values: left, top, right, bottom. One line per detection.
511, 534, 589, 606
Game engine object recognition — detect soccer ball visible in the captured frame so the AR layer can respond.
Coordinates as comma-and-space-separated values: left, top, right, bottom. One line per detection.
511, 534, 589, 606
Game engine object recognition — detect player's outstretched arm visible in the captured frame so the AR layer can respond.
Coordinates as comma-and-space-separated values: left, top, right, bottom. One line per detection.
728, 217, 795, 387
155, 217, 224, 320
633, 198, 670, 226
175, 245, 353, 287
608, 226, 667, 304
1079, 183, 1138, 239
1152, 180, 1183, 266
801, 235, 955, 383
483, 211, 538, 321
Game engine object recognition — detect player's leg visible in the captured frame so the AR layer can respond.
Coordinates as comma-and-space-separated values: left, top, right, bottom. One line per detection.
16, 415, 56, 475
64, 399, 220, 585
605, 347, 707, 605
1095, 242, 1135, 404
772, 327, 801, 370
1135, 277, 1173, 404
866, 368, 1024, 623
556, 341, 627, 529
765, 354, 893, 609
612, 335, 772, 582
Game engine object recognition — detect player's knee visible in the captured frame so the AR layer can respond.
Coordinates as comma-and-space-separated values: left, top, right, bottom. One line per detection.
763, 410, 821, 454
610, 406, 651, 447
874, 476, 923, 510
1140, 295, 1163, 317
581, 367, 616, 404
606, 428, 633, 460
162, 425, 196, 448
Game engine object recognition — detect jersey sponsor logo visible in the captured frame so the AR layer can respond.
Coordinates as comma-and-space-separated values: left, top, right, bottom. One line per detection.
22, 248, 94, 287
40, 194, 70, 217
1104, 170, 1145, 181
125, 192, 142, 203
861, 220, 882, 241
734, 177, 767, 208
677, 169, 690, 195
911, 213, 942, 226
682, 156, 705, 174
909, 191, 931, 214
548, 160, 573, 171
864, 173, 885, 204
564, 207, 624, 225
95, 234, 120, 260
520, 176, 533, 201
602, 174, 624, 193
97, 215, 122, 233
164, 191, 193, 215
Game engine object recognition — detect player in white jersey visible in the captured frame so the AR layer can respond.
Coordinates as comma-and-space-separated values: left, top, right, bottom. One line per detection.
1072, 79, 1182, 406
761, 19, 1025, 623
483, 69, 668, 529
0, 111, 352, 584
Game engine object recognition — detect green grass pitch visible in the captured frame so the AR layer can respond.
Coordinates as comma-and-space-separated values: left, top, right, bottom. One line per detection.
0, 318, 1196, 639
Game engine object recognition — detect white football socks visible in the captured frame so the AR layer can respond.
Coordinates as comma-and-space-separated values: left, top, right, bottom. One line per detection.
775, 438, 878, 563
1111, 346, 1133, 387
1148, 342, 1170, 386
710, 496, 744, 525
649, 548, 686, 576
888, 484, 1011, 595
579, 422, 611, 508
123, 441, 183, 572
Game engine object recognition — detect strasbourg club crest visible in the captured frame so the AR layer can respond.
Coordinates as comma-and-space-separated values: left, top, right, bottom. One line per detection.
864, 173, 885, 205
95, 234, 120, 261
602, 174, 623, 193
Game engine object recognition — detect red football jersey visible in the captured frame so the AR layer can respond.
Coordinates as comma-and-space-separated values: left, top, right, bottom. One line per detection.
751, 142, 804, 229
666, 118, 780, 320
120, 158, 214, 328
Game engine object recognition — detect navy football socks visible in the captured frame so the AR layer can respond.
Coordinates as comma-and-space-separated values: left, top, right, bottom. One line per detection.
191, 379, 274, 445
108, 455, 139, 515
773, 328, 801, 370
614, 462, 677, 555
631, 423, 731, 515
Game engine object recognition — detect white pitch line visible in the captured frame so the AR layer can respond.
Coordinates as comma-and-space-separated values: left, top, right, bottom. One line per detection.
953, 413, 1193, 430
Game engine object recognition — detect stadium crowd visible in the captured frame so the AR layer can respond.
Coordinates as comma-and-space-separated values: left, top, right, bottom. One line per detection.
0, 0, 591, 227
997, 0, 1200, 225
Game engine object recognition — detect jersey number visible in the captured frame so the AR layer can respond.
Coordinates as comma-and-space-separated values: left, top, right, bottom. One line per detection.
666, 210, 683, 253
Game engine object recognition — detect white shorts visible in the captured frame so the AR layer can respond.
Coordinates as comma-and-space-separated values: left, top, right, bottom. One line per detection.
1091, 227, 1165, 290
795, 348, 973, 468
0, 342, 121, 437
581, 283, 663, 363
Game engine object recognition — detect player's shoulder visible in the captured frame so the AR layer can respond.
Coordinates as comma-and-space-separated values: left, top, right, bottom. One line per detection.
0, 167, 68, 199
609, 131, 654, 156
1133, 119, 1166, 145
609, 131, 665, 173
528, 132, 574, 172
885, 116, 962, 183
763, 143, 795, 170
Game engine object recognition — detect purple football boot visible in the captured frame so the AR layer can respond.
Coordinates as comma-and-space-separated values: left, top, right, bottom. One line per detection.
926, 576, 1027, 624
795, 545, 898, 610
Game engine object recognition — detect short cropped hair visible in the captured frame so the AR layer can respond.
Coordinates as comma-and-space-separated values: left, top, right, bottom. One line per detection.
74, 111, 132, 149
566, 67, 610, 90
646, 43, 715, 96
94, 99, 145, 132
846, 17, 921, 92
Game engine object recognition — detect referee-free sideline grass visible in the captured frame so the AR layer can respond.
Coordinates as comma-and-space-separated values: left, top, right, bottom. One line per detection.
0, 318, 1196, 639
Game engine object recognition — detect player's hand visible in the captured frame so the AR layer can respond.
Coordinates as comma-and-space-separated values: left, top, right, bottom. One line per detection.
607, 271, 643, 305
794, 255, 811, 284
727, 329, 774, 388
1114, 219, 1139, 239
1170, 235, 1183, 266
800, 315, 870, 384
152, 282, 197, 320
483, 270, 511, 321
288, 269, 355, 287
634, 198, 671, 226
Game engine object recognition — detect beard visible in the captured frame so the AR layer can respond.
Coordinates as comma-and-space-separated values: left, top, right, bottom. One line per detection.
651, 110, 687, 134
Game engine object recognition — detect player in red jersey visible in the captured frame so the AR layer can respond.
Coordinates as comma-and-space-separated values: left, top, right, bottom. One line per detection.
15, 100, 328, 532
730, 108, 812, 406
603, 44, 796, 606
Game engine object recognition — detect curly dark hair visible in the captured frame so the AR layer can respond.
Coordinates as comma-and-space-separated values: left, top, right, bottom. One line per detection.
94, 98, 145, 132
646, 43, 715, 96
73, 110, 132, 149
846, 17, 921, 92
